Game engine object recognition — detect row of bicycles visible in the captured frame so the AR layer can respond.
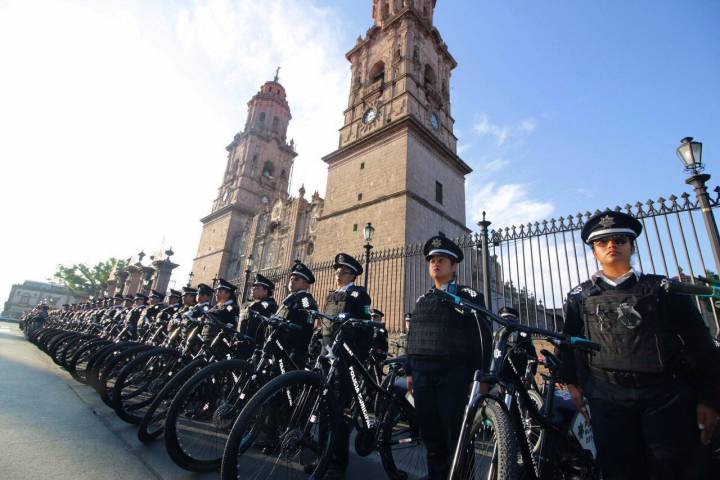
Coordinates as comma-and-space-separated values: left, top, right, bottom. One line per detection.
24, 289, 606, 480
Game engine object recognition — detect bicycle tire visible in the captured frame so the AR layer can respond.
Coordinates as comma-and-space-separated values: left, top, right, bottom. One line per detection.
220, 369, 331, 480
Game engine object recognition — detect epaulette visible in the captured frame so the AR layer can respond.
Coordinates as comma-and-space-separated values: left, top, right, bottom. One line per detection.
458, 286, 480, 299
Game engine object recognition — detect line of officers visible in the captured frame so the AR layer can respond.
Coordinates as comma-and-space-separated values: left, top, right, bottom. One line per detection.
37, 216, 720, 480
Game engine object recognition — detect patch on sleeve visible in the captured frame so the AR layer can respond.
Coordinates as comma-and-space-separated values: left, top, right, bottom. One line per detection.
226, 305, 233, 312
301, 297, 310, 309
462, 287, 478, 298
351, 291, 359, 298
261, 301, 269, 309
570, 285, 583, 295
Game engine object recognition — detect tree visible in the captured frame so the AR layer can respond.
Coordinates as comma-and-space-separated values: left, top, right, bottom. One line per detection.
54, 258, 128, 298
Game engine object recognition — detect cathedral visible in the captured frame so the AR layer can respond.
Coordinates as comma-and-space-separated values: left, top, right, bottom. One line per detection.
191, 0, 472, 288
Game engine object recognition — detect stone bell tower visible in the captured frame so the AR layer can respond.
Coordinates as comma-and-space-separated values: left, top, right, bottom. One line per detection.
313, 0, 471, 261
191, 71, 297, 285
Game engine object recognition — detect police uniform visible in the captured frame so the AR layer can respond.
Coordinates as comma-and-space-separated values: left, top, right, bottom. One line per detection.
275, 262, 318, 366
406, 234, 492, 480
157, 289, 183, 326
238, 274, 278, 347
560, 211, 720, 479
126, 294, 148, 338
322, 253, 372, 348
322, 254, 373, 478
203, 279, 239, 338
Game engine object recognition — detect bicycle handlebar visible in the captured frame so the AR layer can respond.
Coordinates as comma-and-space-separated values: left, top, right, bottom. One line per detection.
661, 278, 719, 297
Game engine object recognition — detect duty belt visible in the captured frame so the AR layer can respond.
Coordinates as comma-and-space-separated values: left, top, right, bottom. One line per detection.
589, 366, 674, 388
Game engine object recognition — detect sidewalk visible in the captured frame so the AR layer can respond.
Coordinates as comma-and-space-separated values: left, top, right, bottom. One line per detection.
0, 322, 400, 479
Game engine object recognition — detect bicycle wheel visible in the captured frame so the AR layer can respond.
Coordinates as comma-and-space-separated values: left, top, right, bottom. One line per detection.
452, 399, 519, 480
378, 396, 426, 480
164, 359, 253, 472
112, 347, 180, 424
220, 369, 331, 480
138, 357, 208, 443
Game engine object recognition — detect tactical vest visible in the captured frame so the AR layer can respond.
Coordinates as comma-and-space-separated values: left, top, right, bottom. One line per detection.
581, 275, 674, 373
406, 293, 475, 359
323, 291, 347, 337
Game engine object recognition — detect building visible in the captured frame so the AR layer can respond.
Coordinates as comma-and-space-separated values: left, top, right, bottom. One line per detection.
313, 0, 471, 259
2, 281, 77, 319
191, 71, 299, 285
191, 0, 470, 289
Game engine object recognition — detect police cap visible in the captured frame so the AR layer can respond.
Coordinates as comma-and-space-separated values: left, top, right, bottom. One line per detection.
423, 233, 464, 263
290, 261, 315, 284
182, 286, 198, 296
150, 289, 164, 299
581, 211, 642, 245
196, 283, 214, 296
168, 289, 183, 298
253, 273, 275, 291
216, 278, 237, 293
333, 253, 363, 276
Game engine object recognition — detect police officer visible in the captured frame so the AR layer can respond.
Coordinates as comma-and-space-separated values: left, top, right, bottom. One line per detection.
561, 211, 720, 479
320, 253, 372, 479
237, 273, 278, 349
321, 253, 372, 348
205, 279, 239, 336
168, 286, 197, 335
275, 261, 318, 367
405, 234, 492, 480
157, 289, 183, 326
126, 293, 148, 338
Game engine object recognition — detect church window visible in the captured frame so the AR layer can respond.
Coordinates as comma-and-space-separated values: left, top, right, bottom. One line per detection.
250, 155, 258, 177
360, 162, 365, 170
272, 116, 279, 132
19, 293, 30, 305
259, 112, 266, 124
353, 224, 358, 232
424, 64, 436, 87
262, 161, 274, 178
381, 1, 390, 19
435, 181, 443, 204
357, 193, 363, 201
369, 61, 385, 84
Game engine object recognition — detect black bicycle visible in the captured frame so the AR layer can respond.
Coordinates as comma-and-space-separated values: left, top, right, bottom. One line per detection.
220, 311, 424, 480
429, 289, 600, 480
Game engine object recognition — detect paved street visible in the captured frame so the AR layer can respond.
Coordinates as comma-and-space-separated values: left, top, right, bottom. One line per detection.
0, 321, 419, 479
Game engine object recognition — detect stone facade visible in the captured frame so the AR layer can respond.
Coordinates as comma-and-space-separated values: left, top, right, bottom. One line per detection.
191, 0, 471, 310
191, 75, 298, 286
2, 281, 76, 319
312, 0, 471, 260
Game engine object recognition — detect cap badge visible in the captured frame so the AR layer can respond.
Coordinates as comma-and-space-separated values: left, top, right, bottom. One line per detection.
598, 215, 615, 228
338, 255, 345, 263
431, 238, 442, 248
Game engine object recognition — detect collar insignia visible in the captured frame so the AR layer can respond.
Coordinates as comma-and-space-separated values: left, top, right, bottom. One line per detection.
598, 215, 615, 228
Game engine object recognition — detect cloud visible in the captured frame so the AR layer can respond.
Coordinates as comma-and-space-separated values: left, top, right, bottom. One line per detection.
483, 158, 510, 173
0, 0, 349, 303
469, 182, 554, 228
472, 112, 537, 146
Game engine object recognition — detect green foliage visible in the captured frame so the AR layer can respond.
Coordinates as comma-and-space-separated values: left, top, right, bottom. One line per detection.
54, 258, 128, 298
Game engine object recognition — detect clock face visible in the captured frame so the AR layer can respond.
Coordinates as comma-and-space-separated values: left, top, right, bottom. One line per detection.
430, 112, 440, 130
362, 108, 377, 124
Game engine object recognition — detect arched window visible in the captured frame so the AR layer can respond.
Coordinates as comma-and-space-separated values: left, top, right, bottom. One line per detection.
262, 161, 274, 178
369, 61, 385, 84
272, 116, 279, 132
381, 1, 390, 18
424, 64, 436, 86
259, 112, 266, 124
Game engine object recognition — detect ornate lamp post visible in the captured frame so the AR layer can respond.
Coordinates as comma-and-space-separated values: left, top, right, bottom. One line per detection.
363, 222, 375, 288
677, 137, 720, 275
242, 254, 255, 302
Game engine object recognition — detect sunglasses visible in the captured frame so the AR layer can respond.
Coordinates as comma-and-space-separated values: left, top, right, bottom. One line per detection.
593, 235, 630, 247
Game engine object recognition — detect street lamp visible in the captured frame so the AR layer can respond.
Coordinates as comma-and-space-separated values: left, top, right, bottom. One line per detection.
242, 254, 255, 302
678, 137, 720, 315
363, 222, 375, 288
677, 137, 704, 174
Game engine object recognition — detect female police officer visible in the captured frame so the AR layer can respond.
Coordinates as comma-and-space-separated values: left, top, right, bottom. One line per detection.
405, 233, 492, 480
561, 211, 720, 479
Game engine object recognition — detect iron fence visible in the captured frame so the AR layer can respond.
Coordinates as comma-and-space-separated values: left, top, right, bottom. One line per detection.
233, 183, 720, 337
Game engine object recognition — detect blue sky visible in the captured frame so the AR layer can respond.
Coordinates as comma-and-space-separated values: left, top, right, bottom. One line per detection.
0, 0, 718, 303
